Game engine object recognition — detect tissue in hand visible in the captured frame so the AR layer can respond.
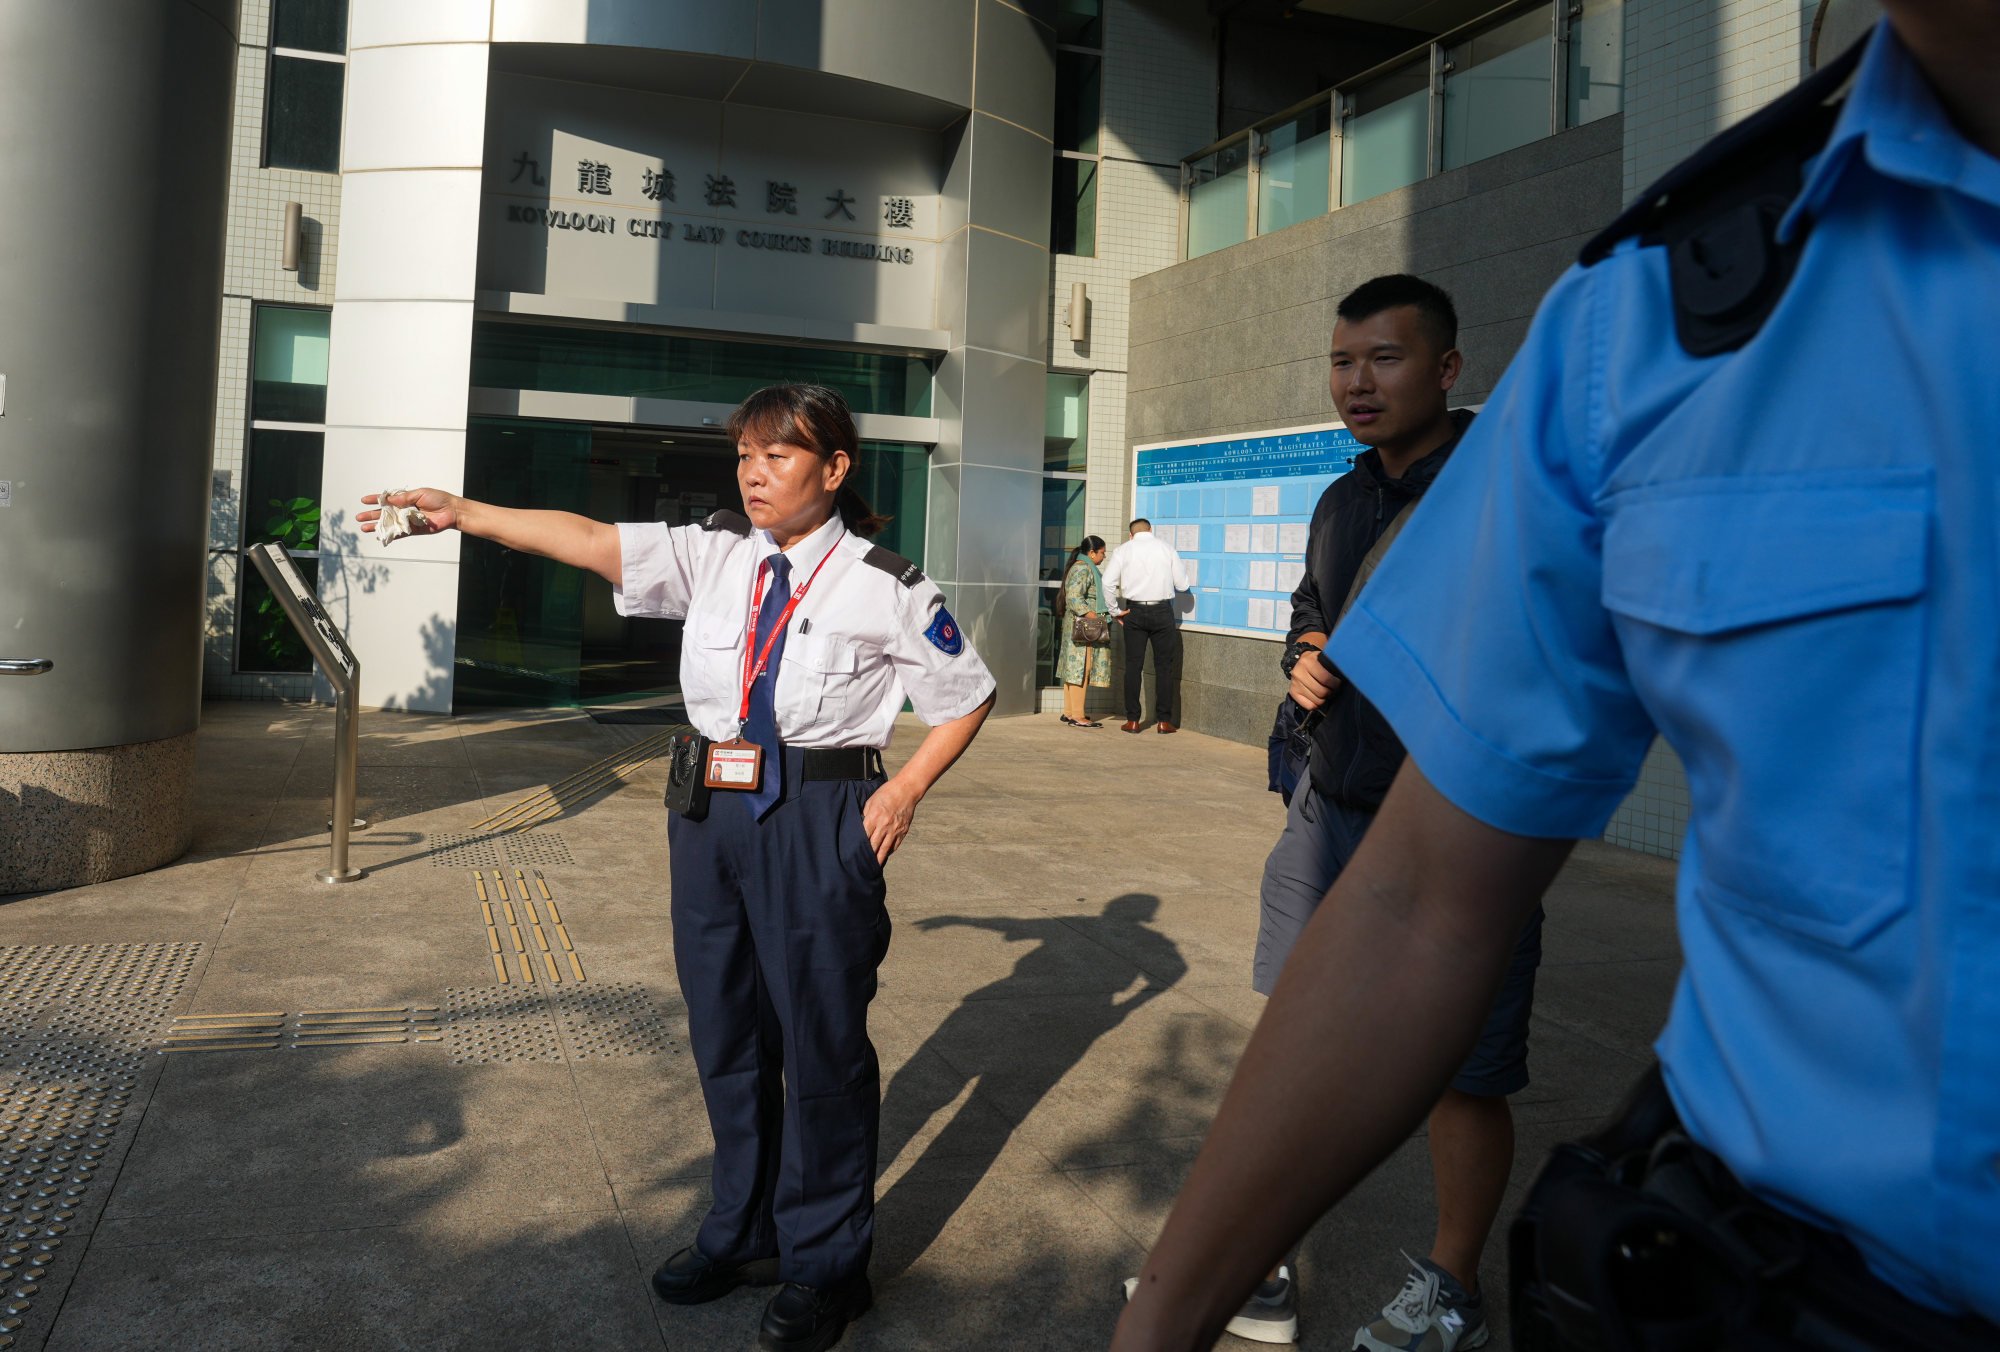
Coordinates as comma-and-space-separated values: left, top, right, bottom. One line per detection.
376, 490, 429, 547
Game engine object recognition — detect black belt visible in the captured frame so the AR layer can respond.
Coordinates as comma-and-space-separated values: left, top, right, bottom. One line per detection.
797, 746, 885, 782
1125, 598, 1174, 607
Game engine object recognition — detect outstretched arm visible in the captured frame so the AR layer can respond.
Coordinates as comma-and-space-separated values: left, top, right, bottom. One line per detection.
1111, 763, 1571, 1351
360, 489, 622, 586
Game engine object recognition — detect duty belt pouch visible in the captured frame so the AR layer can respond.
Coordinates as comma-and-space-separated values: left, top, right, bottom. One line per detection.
662, 727, 712, 821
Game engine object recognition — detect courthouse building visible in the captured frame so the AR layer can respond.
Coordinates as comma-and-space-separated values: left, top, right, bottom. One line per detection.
0, 0, 1871, 886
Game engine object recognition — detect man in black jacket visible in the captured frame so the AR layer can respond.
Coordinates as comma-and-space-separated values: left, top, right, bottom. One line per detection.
1255, 277, 1544, 1351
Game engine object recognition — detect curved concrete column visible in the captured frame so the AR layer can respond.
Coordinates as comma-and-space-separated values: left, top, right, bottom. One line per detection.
0, 0, 239, 893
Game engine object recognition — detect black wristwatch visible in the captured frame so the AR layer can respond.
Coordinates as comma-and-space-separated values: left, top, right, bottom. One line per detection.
1280, 640, 1321, 679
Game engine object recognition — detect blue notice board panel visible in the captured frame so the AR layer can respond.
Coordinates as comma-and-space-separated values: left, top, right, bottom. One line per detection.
1131, 420, 1361, 641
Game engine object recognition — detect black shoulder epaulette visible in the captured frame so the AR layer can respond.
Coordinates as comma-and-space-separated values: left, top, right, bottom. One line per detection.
1579, 33, 1867, 357
701, 509, 751, 535
860, 544, 925, 589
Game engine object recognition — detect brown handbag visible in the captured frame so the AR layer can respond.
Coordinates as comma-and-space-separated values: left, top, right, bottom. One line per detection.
1071, 613, 1111, 646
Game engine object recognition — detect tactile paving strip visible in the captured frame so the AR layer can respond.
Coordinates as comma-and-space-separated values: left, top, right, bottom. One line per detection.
425, 832, 574, 869
0, 943, 200, 1349
439, 987, 565, 1065
550, 983, 678, 1061
501, 833, 574, 868
424, 833, 503, 868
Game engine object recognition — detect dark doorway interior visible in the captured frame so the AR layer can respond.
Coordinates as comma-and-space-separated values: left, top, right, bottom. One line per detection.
454, 417, 739, 709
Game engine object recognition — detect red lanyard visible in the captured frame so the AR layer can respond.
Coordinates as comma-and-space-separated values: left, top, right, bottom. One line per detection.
735, 538, 843, 729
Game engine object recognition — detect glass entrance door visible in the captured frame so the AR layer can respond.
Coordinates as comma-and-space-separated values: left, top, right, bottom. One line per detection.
453, 417, 739, 709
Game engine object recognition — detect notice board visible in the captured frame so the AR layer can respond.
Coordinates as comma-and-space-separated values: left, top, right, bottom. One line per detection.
1129, 420, 1363, 641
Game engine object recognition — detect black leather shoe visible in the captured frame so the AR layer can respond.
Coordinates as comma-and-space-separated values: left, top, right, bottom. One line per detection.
651, 1244, 780, 1305
758, 1276, 873, 1351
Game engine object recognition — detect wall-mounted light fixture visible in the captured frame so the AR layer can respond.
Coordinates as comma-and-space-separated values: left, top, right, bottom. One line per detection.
1063, 281, 1089, 345
280, 201, 303, 272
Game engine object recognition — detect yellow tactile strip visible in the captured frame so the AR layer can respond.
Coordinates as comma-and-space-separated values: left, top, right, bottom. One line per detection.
161, 1008, 444, 1052
470, 735, 673, 835
475, 870, 585, 986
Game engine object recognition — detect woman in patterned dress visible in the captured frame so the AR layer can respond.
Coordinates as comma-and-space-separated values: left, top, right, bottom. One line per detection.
1058, 536, 1111, 727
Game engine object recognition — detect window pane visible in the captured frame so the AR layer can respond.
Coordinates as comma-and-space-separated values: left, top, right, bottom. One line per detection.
1187, 140, 1251, 259
1045, 374, 1089, 472
244, 429, 324, 550
1257, 100, 1333, 235
469, 324, 934, 417
1441, 5, 1554, 172
1567, 0, 1624, 126
853, 441, 928, 566
1340, 60, 1429, 206
1056, 0, 1102, 47
239, 557, 319, 673
1051, 157, 1098, 257
273, 0, 348, 53
266, 54, 344, 172
252, 306, 331, 422
1056, 51, 1102, 154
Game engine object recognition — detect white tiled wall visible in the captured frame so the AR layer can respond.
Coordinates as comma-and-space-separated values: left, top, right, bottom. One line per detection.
1623, 0, 1815, 199
205, 0, 346, 700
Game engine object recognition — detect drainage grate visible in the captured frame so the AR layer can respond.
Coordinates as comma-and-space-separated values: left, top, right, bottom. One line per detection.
425, 833, 503, 868
502, 833, 574, 868
551, 983, 678, 1060
0, 943, 199, 1348
440, 987, 564, 1065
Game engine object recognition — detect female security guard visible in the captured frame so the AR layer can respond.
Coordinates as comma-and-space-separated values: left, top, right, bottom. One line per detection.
360, 383, 995, 1352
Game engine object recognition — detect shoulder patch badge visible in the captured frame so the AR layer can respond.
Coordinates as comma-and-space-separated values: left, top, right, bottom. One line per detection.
924, 607, 964, 656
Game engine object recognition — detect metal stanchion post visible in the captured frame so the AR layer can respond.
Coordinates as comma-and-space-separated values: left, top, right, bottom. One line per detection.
246, 543, 365, 884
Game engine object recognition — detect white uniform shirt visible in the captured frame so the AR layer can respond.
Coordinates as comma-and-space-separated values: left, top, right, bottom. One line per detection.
613, 512, 996, 747
1101, 531, 1192, 605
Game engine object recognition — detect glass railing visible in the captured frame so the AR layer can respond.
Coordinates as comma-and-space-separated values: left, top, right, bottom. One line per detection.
1186, 138, 1252, 259
1180, 0, 1621, 259
1257, 100, 1333, 236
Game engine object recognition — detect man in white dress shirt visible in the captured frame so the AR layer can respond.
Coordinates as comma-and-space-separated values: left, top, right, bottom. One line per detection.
1101, 519, 1192, 734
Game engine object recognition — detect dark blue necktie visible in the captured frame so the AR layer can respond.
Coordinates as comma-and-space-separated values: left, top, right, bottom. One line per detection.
742, 553, 791, 820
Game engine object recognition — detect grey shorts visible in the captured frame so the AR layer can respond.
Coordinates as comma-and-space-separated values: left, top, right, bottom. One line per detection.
1253, 780, 1544, 1098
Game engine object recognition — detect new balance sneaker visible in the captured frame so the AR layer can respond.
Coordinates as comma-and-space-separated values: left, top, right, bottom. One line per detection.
1120, 1266, 1299, 1345
1352, 1252, 1488, 1352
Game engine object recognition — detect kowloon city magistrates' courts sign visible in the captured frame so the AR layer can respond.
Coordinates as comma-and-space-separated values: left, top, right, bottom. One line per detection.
478, 74, 942, 330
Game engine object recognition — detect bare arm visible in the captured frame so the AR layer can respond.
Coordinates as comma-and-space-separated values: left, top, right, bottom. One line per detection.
862, 692, 996, 864
1112, 763, 1573, 1351
360, 489, 623, 586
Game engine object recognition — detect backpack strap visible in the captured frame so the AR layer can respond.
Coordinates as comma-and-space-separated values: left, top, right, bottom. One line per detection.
1579, 34, 1868, 357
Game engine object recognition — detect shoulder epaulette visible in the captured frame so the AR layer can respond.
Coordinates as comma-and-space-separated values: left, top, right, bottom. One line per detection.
860, 544, 925, 588
1578, 33, 1866, 357
701, 509, 751, 535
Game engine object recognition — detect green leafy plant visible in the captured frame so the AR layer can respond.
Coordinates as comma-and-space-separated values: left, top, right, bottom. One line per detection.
262, 496, 320, 551
244, 496, 319, 671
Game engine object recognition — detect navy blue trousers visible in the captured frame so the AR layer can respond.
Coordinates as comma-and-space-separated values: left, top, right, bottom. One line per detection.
666, 765, 889, 1289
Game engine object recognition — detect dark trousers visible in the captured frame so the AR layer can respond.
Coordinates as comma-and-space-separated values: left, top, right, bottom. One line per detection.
665, 764, 890, 1288
1122, 600, 1182, 724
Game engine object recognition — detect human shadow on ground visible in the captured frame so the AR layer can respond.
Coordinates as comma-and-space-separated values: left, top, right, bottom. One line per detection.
872, 894, 1186, 1278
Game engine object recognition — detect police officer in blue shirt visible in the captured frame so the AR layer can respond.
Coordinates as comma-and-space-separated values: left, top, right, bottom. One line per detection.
364, 384, 996, 1352
1113, 8, 2000, 1349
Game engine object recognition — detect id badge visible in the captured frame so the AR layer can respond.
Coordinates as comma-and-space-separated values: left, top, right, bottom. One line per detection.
703, 737, 763, 791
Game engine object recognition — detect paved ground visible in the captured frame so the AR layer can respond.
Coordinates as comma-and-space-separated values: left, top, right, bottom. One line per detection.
0, 704, 1681, 1350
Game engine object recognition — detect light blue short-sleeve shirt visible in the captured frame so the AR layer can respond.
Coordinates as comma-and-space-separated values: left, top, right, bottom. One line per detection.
1330, 25, 2000, 1320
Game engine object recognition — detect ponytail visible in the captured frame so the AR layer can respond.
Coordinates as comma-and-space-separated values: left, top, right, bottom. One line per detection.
836, 481, 890, 539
